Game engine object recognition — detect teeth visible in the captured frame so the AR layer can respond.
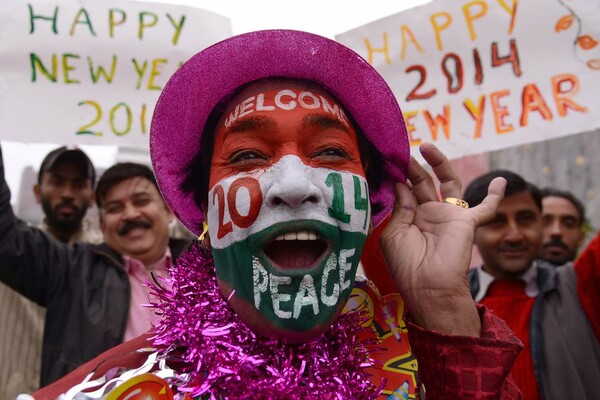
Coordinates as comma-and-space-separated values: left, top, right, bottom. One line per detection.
275, 230, 318, 241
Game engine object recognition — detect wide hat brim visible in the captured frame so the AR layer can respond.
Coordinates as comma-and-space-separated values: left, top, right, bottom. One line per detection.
150, 29, 409, 236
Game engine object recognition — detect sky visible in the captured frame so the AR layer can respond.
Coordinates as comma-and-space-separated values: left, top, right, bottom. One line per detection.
2, 0, 431, 202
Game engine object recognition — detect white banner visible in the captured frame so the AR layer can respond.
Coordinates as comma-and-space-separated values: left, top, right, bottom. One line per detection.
0, 0, 232, 149
336, 0, 600, 160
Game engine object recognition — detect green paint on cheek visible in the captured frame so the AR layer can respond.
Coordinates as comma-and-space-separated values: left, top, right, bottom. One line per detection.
212, 223, 366, 332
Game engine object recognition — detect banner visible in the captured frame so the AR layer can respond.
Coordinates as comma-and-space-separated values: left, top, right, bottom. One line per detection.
336, 0, 600, 160
0, 0, 232, 149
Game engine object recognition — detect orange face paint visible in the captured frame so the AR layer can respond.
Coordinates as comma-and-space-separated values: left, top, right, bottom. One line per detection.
209, 80, 365, 189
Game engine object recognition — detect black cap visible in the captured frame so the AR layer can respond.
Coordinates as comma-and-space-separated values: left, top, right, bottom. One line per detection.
38, 146, 96, 185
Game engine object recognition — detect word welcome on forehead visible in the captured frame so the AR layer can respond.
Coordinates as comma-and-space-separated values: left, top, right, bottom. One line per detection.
223, 88, 350, 129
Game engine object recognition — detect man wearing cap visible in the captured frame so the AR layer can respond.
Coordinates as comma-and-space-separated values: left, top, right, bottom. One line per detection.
34, 146, 102, 244
33, 30, 522, 399
0, 149, 191, 390
0, 146, 100, 399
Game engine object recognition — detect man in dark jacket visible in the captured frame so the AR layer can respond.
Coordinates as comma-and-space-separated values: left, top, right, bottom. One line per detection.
0, 145, 189, 387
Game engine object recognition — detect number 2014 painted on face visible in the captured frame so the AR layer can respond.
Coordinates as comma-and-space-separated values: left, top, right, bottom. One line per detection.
326, 172, 369, 226
213, 177, 263, 239
214, 173, 368, 239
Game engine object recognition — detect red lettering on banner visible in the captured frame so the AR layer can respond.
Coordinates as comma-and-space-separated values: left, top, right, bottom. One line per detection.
227, 177, 262, 229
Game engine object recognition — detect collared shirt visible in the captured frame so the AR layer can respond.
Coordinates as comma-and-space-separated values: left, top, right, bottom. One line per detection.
474, 261, 539, 302
122, 248, 172, 341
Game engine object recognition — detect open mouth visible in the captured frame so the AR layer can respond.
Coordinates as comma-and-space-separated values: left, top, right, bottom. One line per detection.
263, 230, 328, 270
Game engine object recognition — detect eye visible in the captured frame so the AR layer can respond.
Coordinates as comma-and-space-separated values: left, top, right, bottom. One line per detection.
314, 146, 349, 159
228, 149, 265, 163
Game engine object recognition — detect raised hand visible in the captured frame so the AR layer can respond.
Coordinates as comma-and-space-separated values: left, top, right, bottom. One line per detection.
379, 143, 506, 336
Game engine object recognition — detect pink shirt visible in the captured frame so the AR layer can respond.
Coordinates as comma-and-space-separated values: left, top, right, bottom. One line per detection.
122, 249, 172, 341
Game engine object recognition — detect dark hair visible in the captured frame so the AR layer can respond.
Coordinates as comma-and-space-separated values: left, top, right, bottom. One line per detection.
540, 187, 586, 226
463, 169, 542, 210
95, 162, 158, 208
180, 78, 386, 217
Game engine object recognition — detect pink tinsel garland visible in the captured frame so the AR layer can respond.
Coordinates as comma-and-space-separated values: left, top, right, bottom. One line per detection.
148, 242, 382, 399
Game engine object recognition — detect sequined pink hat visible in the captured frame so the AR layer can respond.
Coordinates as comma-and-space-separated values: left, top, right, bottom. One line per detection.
150, 29, 409, 236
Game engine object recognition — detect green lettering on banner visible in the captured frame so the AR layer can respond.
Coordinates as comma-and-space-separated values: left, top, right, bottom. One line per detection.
326, 172, 351, 224
70, 8, 96, 36
62, 53, 80, 84
166, 14, 186, 45
28, 4, 58, 35
138, 12, 158, 40
30, 53, 57, 82
108, 8, 127, 37
88, 56, 117, 83
131, 59, 147, 89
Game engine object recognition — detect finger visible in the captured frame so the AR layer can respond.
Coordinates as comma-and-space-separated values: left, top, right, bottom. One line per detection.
469, 177, 507, 225
387, 182, 417, 227
419, 143, 462, 199
407, 156, 438, 203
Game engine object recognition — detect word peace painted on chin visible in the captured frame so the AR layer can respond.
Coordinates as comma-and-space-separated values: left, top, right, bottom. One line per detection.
212, 173, 370, 240
253, 250, 355, 319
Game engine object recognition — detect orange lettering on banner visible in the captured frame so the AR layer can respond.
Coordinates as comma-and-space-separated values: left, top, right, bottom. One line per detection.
423, 105, 451, 140
490, 89, 514, 134
520, 83, 552, 126
400, 26, 425, 60
462, 1, 488, 42
552, 74, 588, 116
463, 95, 486, 139
403, 111, 422, 146
364, 33, 391, 65
430, 12, 452, 51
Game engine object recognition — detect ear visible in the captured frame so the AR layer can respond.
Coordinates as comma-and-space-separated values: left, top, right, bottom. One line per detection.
33, 184, 42, 204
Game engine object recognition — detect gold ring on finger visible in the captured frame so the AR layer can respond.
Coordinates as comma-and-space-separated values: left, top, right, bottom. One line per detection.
442, 197, 469, 209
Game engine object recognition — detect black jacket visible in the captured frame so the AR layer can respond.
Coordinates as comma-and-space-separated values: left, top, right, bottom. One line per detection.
0, 147, 189, 386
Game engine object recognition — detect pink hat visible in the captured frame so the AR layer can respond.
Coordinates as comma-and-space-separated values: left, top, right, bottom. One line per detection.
150, 29, 409, 236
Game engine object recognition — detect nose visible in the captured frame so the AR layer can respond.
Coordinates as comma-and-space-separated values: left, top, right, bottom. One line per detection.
548, 219, 562, 236
505, 220, 525, 242
265, 157, 322, 209
122, 203, 142, 220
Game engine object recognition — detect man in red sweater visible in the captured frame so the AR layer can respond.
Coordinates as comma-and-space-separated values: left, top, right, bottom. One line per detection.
465, 170, 600, 400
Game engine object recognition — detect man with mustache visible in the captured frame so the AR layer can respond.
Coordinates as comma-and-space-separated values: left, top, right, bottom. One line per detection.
0, 157, 191, 389
33, 30, 524, 399
465, 170, 600, 400
539, 187, 587, 266
0, 146, 100, 399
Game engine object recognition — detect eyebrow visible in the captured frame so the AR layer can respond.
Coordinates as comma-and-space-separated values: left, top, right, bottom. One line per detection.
303, 113, 351, 134
225, 115, 278, 136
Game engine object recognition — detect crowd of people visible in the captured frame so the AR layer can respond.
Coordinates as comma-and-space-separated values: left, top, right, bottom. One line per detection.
0, 29, 598, 400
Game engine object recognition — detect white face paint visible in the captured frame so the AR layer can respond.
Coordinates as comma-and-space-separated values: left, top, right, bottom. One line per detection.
208, 155, 370, 334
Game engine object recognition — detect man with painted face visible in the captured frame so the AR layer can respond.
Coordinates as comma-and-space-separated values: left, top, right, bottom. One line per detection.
33, 30, 523, 399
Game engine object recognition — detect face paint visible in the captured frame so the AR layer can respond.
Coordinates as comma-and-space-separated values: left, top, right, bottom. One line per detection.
222, 88, 350, 131
208, 156, 369, 333
208, 80, 369, 340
